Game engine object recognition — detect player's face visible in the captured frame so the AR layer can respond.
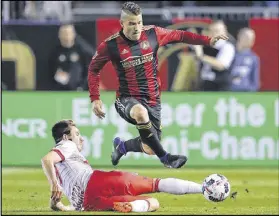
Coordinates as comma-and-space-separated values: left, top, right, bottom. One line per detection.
121, 14, 143, 41
69, 126, 84, 152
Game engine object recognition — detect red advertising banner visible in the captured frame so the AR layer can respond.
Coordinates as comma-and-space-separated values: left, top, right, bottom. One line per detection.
249, 18, 279, 91
95, 19, 122, 90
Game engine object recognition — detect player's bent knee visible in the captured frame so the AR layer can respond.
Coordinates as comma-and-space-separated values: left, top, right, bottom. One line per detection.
146, 198, 160, 212
130, 104, 149, 123
142, 143, 155, 155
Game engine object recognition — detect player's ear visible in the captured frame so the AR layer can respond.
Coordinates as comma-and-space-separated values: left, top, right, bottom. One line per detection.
62, 134, 68, 141
120, 20, 124, 28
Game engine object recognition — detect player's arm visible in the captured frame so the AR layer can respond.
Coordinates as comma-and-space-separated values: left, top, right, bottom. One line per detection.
88, 41, 110, 119
41, 151, 65, 210
41, 149, 73, 211
41, 151, 62, 194
154, 26, 228, 47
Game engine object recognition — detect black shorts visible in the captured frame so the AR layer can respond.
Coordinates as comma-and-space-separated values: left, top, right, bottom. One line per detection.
114, 97, 162, 140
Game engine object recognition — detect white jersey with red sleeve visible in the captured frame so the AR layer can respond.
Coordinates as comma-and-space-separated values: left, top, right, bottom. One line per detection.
52, 140, 94, 210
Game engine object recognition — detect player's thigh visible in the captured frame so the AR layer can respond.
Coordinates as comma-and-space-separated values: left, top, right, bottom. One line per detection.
84, 170, 147, 196
94, 170, 158, 196
112, 171, 158, 196
147, 105, 162, 140
114, 97, 141, 125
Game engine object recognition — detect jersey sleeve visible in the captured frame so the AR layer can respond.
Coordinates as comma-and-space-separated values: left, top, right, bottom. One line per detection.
88, 41, 110, 102
52, 141, 77, 161
154, 26, 211, 47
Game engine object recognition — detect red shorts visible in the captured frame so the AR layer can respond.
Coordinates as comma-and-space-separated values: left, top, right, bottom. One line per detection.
83, 170, 160, 211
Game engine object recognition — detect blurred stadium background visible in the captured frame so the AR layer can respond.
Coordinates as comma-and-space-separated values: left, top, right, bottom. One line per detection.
1, 1, 279, 215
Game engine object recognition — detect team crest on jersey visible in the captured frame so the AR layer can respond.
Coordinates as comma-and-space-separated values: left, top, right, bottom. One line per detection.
140, 40, 150, 50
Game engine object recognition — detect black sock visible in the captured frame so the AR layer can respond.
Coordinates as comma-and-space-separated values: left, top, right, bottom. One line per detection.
124, 137, 143, 153
136, 121, 167, 158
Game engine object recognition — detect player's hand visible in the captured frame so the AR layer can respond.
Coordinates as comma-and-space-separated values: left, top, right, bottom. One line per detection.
51, 182, 62, 203
50, 199, 75, 211
210, 34, 229, 46
92, 100, 106, 119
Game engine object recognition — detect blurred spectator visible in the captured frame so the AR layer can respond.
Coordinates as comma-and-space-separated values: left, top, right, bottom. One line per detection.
23, 1, 72, 21
230, 28, 260, 91
49, 24, 90, 91
194, 20, 236, 91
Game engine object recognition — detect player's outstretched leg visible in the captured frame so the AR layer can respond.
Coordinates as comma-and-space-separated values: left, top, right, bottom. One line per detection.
156, 178, 202, 194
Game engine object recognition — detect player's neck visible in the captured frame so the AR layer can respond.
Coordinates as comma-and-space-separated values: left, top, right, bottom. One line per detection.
120, 29, 138, 42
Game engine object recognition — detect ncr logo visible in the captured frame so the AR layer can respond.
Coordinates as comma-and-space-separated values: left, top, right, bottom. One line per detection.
2, 118, 47, 138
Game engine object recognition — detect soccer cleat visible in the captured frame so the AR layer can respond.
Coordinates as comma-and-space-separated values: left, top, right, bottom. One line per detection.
161, 154, 187, 169
113, 202, 133, 213
111, 137, 125, 166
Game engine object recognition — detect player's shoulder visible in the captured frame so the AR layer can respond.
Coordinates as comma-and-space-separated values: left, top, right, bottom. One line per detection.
104, 32, 121, 42
55, 140, 76, 149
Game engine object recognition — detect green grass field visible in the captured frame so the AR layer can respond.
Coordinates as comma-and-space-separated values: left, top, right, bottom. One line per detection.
2, 167, 279, 215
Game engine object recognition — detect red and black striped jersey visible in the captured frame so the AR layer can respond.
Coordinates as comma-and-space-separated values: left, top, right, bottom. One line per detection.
88, 25, 211, 106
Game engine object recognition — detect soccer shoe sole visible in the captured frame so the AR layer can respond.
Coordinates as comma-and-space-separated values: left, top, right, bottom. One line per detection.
174, 156, 188, 168
113, 202, 132, 213
165, 156, 188, 169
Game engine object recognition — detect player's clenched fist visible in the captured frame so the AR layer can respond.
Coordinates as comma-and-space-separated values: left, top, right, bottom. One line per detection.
92, 100, 106, 119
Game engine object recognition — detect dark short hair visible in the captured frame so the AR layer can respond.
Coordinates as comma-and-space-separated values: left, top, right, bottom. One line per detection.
121, 1, 142, 15
52, 119, 76, 144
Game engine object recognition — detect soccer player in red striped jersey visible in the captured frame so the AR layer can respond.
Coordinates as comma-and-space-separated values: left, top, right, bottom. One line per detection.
88, 2, 228, 168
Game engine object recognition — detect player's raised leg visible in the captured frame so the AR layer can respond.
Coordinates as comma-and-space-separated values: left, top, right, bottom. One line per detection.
112, 103, 187, 168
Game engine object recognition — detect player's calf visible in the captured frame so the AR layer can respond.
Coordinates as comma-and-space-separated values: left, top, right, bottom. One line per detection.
113, 198, 159, 213
141, 143, 155, 155
130, 104, 168, 159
